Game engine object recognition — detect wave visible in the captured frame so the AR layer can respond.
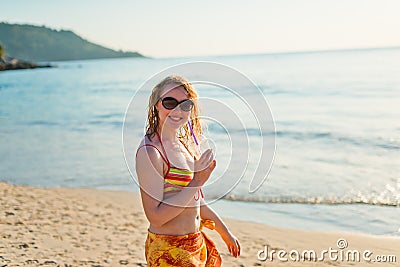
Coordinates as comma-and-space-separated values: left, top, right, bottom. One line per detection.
94, 113, 124, 119
88, 120, 122, 127
25, 120, 61, 126
25, 120, 121, 127
278, 130, 400, 150
0, 83, 14, 91
221, 194, 400, 207
208, 127, 400, 151
19, 118, 400, 151
90, 88, 131, 94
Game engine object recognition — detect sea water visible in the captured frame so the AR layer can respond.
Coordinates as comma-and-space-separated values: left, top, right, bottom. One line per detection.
1, 48, 399, 236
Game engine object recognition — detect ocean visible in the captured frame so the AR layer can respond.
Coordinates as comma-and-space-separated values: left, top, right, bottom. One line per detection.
1, 48, 399, 236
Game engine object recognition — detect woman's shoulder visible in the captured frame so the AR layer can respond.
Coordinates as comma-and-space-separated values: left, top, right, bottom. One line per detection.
137, 133, 162, 147
136, 134, 168, 164
137, 135, 159, 152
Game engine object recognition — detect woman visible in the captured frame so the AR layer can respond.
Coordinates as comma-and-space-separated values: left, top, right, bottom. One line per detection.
135, 75, 240, 266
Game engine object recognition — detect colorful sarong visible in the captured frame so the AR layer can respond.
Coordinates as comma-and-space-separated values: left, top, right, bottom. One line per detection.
145, 220, 222, 267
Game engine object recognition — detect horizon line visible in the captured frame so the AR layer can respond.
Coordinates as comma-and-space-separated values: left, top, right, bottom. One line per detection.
155, 45, 400, 60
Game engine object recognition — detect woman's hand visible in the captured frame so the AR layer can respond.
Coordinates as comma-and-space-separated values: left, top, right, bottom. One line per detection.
194, 148, 214, 171
222, 232, 241, 258
192, 149, 216, 186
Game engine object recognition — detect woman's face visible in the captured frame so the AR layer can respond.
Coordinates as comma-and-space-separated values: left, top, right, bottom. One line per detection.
156, 84, 192, 130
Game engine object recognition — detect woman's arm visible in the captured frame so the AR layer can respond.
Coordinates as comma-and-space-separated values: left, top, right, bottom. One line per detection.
136, 146, 215, 227
200, 200, 241, 257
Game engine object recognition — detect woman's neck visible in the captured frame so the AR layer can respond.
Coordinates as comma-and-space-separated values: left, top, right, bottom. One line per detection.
158, 128, 179, 143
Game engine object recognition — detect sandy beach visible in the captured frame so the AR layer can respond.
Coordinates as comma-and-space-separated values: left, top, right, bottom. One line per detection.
1, 182, 399, 267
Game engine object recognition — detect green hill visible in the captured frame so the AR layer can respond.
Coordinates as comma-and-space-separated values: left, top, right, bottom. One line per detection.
0, 22, 144, 62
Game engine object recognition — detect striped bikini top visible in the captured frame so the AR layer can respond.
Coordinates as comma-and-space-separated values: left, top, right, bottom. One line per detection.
136, 132, 204, 200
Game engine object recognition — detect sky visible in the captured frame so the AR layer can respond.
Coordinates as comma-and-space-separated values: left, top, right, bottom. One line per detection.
2, 0, 400, 58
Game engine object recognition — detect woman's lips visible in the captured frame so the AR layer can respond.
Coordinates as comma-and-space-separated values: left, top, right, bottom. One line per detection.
168, 116, 182, 122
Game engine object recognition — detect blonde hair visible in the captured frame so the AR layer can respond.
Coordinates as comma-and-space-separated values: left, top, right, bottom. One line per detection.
145, 75, 203, 150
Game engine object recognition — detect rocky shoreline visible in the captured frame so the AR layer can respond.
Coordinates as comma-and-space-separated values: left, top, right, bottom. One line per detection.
0, 56, 53, 71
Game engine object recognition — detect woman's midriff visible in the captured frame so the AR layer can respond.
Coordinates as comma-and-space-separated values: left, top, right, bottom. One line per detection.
148, 197, 201, 236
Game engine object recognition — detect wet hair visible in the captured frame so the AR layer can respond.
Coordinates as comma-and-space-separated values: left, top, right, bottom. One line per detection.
145, 75, 203, 150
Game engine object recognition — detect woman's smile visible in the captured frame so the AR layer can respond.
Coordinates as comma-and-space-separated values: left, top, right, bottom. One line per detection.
168, 115, 183, 122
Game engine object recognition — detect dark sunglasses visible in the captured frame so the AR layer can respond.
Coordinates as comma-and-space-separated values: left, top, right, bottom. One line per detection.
160, 97, 194, 112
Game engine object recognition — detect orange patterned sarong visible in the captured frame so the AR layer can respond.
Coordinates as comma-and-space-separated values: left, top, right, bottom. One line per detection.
145, 220, 222, 267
